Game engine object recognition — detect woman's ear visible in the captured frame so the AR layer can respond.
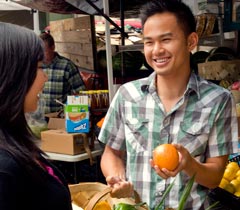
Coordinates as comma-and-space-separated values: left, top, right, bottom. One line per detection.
187, 32, 198, 51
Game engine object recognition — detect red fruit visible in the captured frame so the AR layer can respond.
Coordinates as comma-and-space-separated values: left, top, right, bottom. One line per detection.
231, 81, 240, 90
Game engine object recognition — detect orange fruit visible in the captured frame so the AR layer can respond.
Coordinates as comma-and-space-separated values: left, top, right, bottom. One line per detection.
97, 117, 105, 128
93, 200, 111, 210
152, 144, 179, 171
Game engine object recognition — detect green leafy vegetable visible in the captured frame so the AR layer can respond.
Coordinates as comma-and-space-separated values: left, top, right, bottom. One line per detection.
113, 202, 147, 210
177, 175, 195, 210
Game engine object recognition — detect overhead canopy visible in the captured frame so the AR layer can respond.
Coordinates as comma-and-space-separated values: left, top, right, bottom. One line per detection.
0, 0, 31, 10
0, 0, 34, 29
11, 0, 146, 18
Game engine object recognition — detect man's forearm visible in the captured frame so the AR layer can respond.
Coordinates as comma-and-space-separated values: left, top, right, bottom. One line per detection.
100, 146, 126, 180
184, 155, 228, 189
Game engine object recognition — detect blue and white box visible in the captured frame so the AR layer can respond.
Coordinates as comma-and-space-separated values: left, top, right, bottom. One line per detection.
65, 95, 89, 133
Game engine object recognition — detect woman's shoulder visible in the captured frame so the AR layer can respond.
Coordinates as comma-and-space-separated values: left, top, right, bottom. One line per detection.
0, 149, 23, 175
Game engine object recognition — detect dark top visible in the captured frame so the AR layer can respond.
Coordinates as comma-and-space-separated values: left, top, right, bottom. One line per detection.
0, 149, 72, 210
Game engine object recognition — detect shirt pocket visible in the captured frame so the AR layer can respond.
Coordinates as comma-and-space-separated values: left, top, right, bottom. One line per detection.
179, 120, 211, 156
180, 121, 211, 135
124, 117, 149, 153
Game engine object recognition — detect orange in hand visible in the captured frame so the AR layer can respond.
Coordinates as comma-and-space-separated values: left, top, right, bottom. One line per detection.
153, 144, 179, 171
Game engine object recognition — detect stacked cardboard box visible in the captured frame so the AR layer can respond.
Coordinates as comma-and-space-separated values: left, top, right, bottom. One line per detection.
50, 15, 97, 71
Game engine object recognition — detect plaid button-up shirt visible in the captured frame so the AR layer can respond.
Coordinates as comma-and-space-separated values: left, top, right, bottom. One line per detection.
42, 53, 85, 113
99, 72, 239, 210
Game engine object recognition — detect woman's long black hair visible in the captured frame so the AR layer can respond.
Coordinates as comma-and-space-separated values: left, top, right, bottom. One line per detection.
0, 22, 45, 174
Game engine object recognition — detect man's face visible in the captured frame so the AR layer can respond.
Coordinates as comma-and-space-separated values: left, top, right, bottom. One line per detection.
143, 12, 196, 78
43, 41, 55, 64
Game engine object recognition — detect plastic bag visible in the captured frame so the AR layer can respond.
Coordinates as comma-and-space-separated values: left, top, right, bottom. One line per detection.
25, 94, 48, 138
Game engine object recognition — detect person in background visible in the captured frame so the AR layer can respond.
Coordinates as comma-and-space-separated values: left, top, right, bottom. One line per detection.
0, 22, 73, 210
98, 0, 239, 209
40, 32, 86, 114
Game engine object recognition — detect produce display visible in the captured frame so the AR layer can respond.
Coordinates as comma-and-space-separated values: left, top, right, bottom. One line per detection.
71, 145, 217, 210
219, 161, 240, 197
82, 175, 217, 210
97, 50, 145, 76
219, 80, 240, 105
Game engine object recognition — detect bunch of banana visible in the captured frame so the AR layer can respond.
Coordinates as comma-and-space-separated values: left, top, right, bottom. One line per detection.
219, 79, 234, 89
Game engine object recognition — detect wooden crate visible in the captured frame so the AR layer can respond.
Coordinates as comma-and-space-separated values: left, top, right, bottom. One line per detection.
198, 60, 240, 81
50, 15, 97, 71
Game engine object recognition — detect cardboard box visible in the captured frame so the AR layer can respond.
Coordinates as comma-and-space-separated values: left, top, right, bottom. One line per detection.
41, 130, 88, 155
47, 118, 65, 130
45, 111, 65, 130
50, 16, 97, 71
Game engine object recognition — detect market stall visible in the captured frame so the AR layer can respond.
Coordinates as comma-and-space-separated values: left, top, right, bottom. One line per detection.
10, 1, 240, 209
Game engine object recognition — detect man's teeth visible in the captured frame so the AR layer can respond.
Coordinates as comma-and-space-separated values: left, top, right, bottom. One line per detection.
155, 58, 168, 63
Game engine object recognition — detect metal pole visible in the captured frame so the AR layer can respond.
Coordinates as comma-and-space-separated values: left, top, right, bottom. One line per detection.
103, 0, 114, 102
33, 9, 40, 35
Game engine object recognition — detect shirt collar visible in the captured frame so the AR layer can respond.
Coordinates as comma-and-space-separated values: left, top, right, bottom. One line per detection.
140, 72, 201, 99
187, 73, 201, 99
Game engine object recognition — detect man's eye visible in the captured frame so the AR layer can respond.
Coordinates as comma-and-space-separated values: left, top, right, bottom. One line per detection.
162, 38, 171, 42
144, 41, 152, 45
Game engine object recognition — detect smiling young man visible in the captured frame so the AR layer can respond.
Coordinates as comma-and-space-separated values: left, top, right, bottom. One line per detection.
98, 1, 239, 209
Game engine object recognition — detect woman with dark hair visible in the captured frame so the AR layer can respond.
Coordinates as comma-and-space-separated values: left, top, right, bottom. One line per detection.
0, 22, 73, 210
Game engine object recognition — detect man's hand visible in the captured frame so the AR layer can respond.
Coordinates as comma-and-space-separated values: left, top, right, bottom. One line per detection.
106, 176, 134, 198
150, 143, 193, 179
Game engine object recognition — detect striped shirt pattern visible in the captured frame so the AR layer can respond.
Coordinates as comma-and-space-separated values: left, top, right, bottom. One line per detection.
98, 72, 239, 210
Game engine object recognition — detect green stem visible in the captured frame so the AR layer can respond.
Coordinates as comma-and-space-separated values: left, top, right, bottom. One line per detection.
155, 179, 176, 210
177, 175, 195, 210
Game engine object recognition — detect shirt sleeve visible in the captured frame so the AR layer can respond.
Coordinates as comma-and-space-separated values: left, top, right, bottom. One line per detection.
208, 91, 239, 157
98, 89, 126, 151
67, 61, 86, 93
